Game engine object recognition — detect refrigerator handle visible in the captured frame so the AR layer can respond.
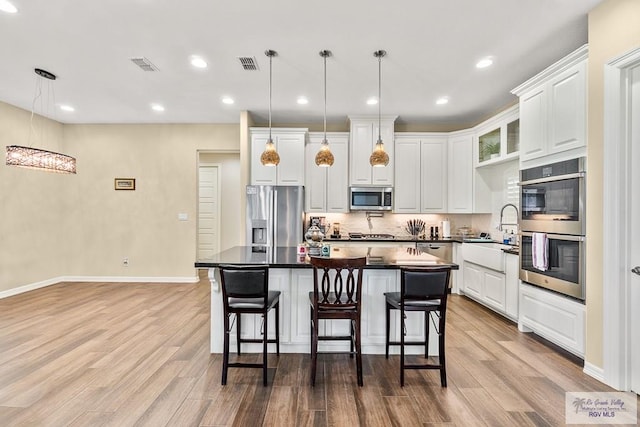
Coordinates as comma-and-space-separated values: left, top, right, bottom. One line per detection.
273, 188, 278, 248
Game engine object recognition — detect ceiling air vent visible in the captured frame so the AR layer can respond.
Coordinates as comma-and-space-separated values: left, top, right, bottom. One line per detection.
237, 56, 259, 71
130, 57, 159, 72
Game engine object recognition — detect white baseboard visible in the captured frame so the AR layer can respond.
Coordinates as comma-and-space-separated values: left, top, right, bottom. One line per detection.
0, 276, 65, 299
0, 275, 199, 299
63, 276, 199, 284
583, 361, 606, 384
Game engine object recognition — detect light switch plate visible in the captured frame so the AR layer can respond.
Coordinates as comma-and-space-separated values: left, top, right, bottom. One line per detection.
178, 213, 188, 221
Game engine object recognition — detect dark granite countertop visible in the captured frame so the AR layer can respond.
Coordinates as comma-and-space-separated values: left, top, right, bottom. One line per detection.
195, 246, 459, 270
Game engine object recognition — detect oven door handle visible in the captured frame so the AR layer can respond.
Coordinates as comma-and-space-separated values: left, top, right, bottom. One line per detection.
520, 231, 585, 242
519, 172, 585, 186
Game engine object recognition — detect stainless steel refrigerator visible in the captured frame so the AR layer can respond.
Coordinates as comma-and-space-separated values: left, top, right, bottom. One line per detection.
246, 185, 305, 249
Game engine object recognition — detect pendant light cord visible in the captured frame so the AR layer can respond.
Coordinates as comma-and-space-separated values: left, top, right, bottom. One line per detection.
323, 52, 327, 142
378, 52, 382, 143
268, 51, 272, 141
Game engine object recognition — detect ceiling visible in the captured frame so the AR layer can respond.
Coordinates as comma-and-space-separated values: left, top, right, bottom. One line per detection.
0, 0, 602, 128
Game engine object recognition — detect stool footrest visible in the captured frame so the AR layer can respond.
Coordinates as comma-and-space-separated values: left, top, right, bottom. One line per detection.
238, 338, 278, 344
387, 340, 427, 346
318, 335, 353, 341
404, 364, 443, 370
228, 362, 265, 369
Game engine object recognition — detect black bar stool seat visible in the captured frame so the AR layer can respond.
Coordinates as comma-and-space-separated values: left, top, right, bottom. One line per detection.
384, 267, 451, 387
219, 264, 280, 386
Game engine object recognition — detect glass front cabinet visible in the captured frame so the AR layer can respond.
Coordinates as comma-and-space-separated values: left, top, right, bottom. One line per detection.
475, 105, 519, 166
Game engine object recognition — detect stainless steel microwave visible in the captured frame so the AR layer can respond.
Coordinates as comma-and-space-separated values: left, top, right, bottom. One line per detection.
349, 187, 393, 211
519, 157, 586, 235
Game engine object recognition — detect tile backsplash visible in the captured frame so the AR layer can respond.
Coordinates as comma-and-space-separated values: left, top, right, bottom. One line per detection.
306, 212, 493, 239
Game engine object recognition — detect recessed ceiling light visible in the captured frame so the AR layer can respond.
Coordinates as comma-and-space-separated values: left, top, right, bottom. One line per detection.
190, 56, 208, 69
151, 103, 165, 112
221, 96, 234, 105
0, 0, 17, 13
297, 96, 309, 105
436, 97, 449, 105
476, 57, 493, 69
366, 97, 378, 105
59, 104, 75, 112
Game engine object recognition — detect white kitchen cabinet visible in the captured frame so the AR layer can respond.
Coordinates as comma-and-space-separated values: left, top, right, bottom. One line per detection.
460, 243, 511, 315
394, 134, 447, 213
289, 269, 316, 346
447, 131, 474, 213
504, 252, 519, 320
518, 282, 585, 357
462, 262, 483, 300
451, 242, 462, 295
512, 45, 587, 166
210, 266, 444, 355
349, 116, 396, 186
305, 132, 349, 213
250, 127, 307, 186
462, 261, 506, 313
474, 105, 519, 167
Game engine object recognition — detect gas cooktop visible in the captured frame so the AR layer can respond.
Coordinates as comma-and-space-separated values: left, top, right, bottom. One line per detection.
348, 233, 395, 240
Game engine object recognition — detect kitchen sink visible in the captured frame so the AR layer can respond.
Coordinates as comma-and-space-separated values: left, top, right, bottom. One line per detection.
462, 242, 508, 272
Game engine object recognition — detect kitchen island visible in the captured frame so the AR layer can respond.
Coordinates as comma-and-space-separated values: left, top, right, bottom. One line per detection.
196, 245, 458, 355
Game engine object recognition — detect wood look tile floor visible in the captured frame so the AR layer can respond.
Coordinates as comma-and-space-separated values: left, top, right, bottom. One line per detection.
0, 272, 636, 426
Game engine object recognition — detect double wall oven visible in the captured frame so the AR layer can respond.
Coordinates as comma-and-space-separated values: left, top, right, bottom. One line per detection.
519, 157, 586, 300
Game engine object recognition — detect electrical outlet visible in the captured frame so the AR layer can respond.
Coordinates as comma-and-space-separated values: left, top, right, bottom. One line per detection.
123, 258, 129, 267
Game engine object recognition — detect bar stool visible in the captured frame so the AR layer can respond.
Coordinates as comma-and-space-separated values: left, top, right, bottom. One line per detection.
218, 264, 280, 386
384, 267, 451, 387
309, 256, 366, 387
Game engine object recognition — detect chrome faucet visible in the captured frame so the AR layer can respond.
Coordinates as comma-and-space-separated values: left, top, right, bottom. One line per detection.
499, 203, 519, 231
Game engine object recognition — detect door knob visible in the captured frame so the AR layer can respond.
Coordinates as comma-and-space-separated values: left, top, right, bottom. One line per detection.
632, 266, 640, 276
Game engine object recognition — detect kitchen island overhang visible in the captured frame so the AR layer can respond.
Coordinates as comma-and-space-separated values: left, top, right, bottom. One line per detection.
196, 245, 458, 355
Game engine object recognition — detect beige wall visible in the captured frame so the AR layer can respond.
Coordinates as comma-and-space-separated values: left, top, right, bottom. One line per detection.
585, 0, 640, 368
1, 100, 240, 292
1, 102, 71, 291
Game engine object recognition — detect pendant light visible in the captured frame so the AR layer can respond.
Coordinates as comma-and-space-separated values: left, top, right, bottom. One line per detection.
315, 50, 334, 167
369, 50, 389, 167
260, 49, 280, 166
5, 68, 77, 174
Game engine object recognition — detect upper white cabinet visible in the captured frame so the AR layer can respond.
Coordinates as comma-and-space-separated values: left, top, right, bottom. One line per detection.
474, 105, 519, 167
305, 132, 349, 213
349, 116, 396, 186
512, 45, 587, 166
251, 127, 307, 185
447, 131, 474, 213
394, 134, 447, 213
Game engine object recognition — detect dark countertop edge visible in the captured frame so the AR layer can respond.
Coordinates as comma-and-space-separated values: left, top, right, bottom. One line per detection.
195, 246, 459, 270
194, 262, 460, 270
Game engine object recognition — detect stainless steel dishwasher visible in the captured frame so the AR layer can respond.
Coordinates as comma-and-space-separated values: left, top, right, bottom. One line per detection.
416, 242, 452, 262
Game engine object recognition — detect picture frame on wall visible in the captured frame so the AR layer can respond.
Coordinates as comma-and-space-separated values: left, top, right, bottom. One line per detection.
114, 178, 135, 190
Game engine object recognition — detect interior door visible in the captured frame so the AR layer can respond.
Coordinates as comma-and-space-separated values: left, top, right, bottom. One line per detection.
198, 165, 220, 260
630, 65, 640, 394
